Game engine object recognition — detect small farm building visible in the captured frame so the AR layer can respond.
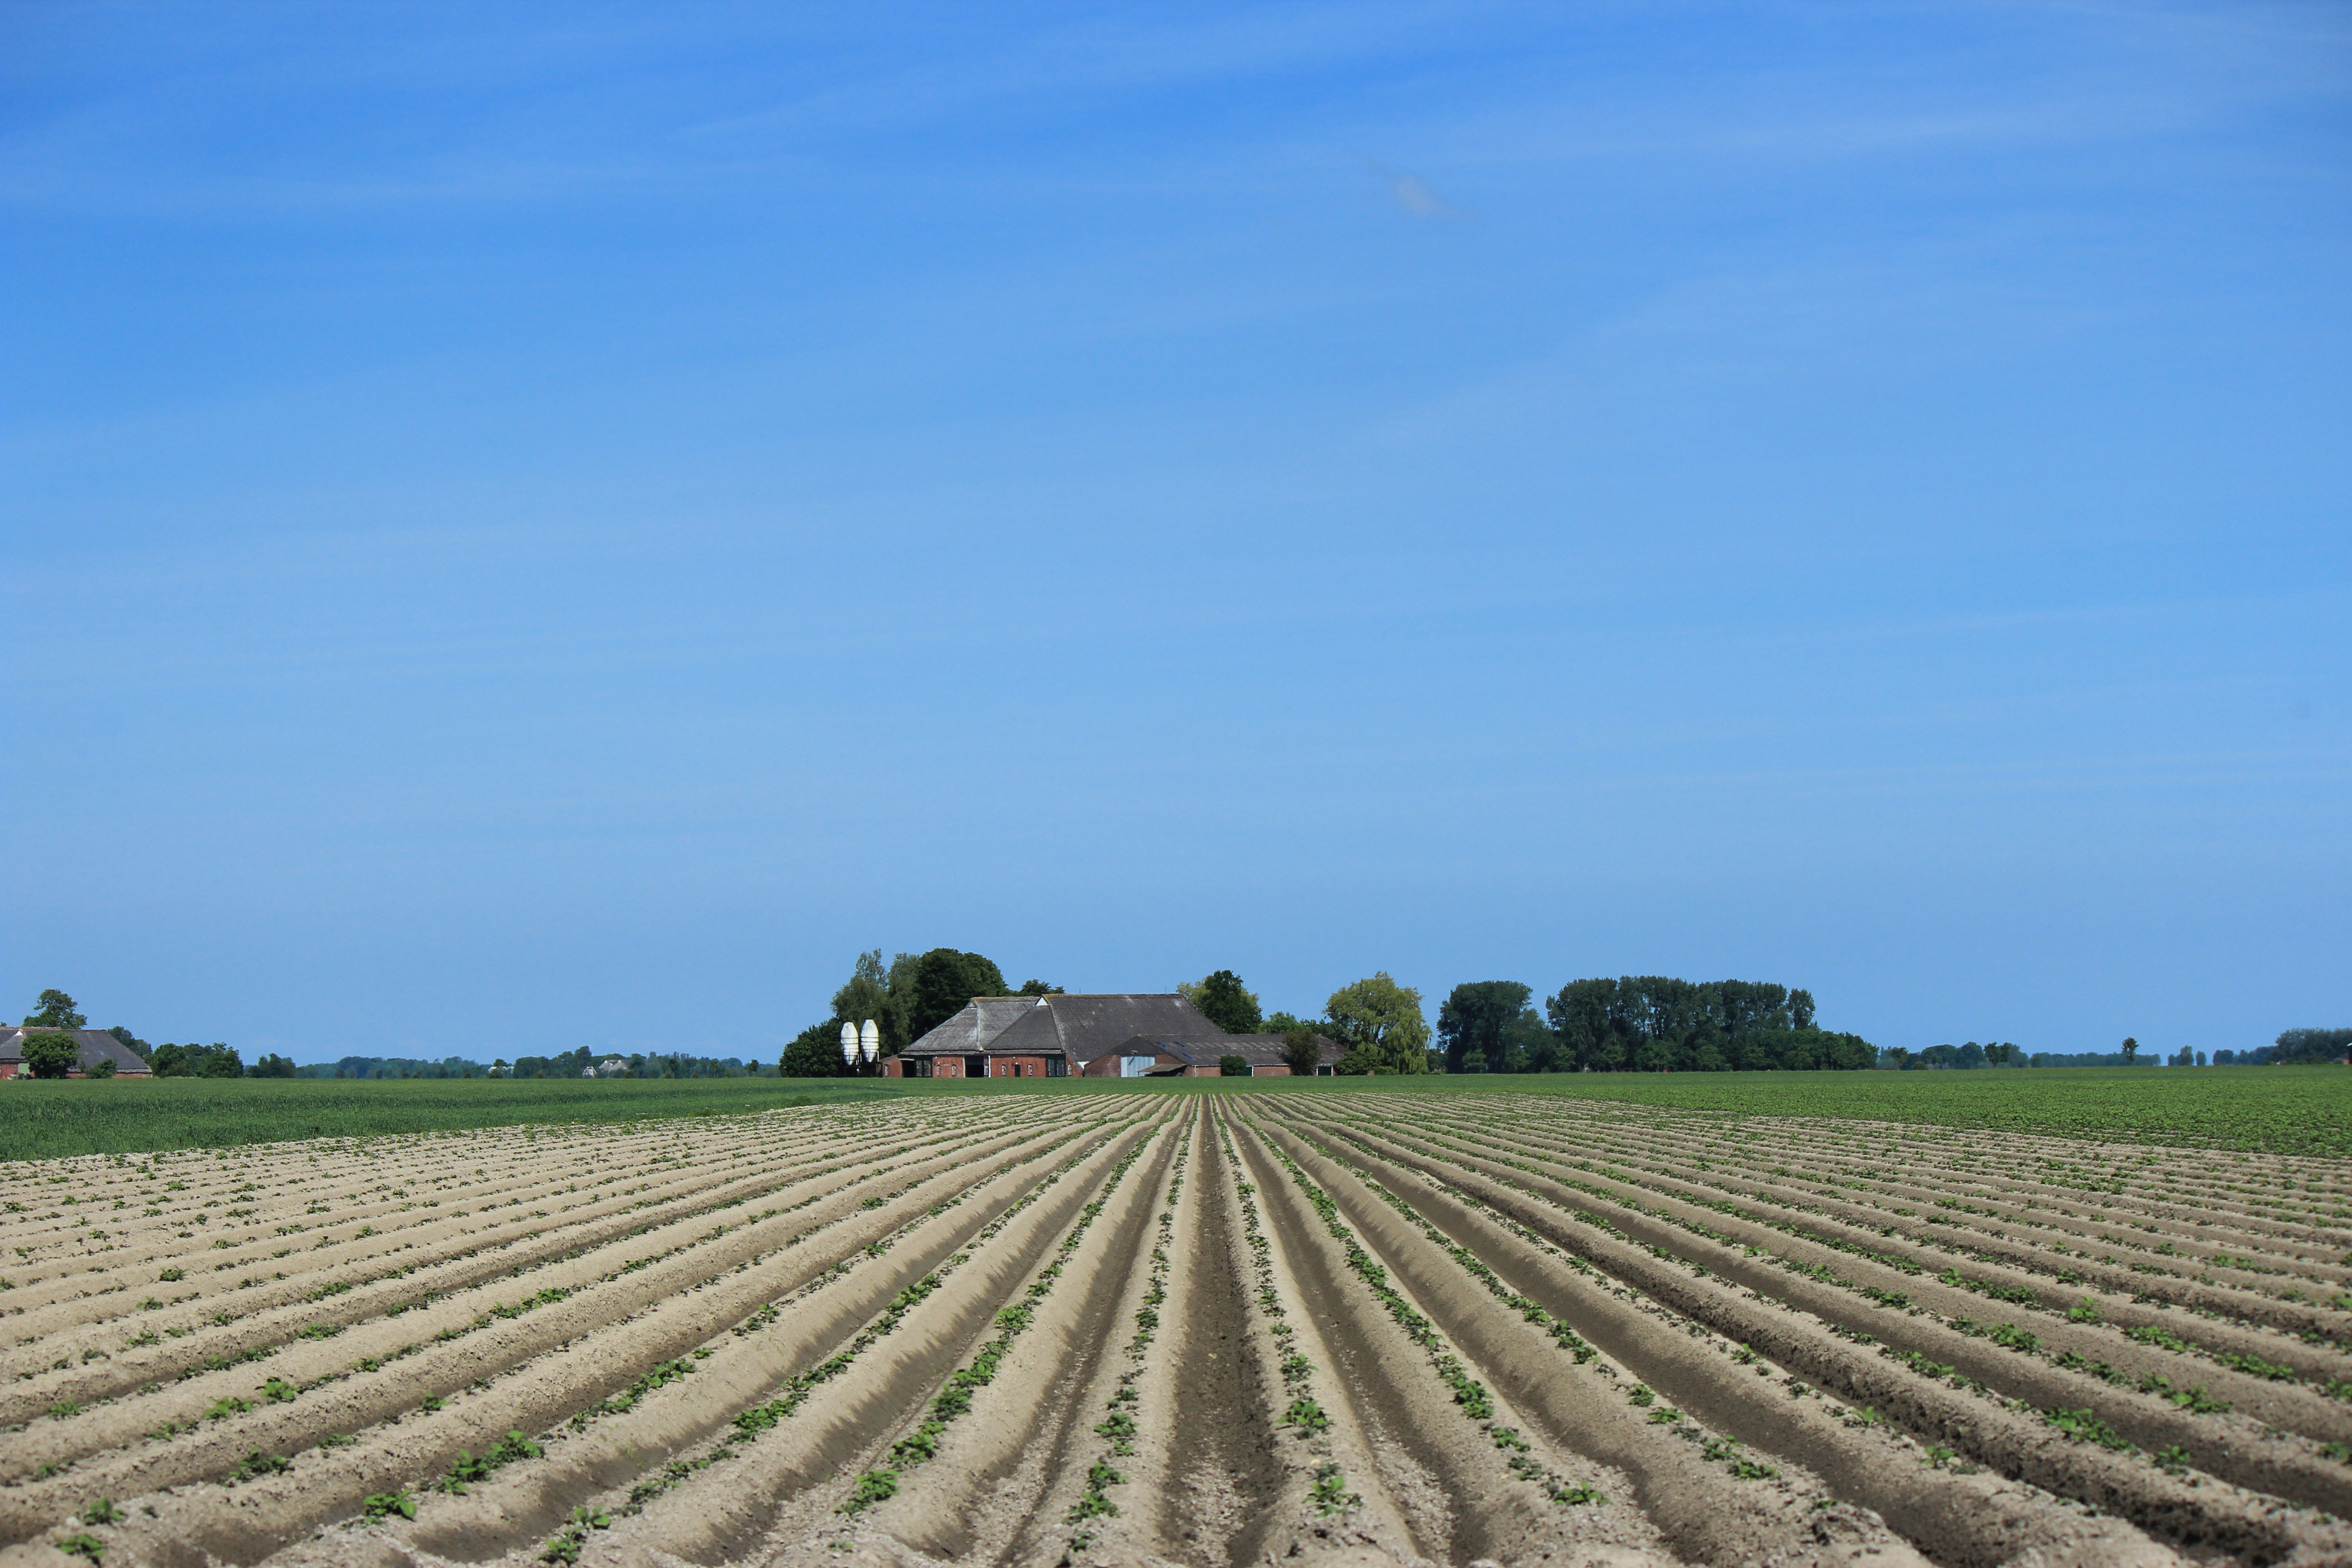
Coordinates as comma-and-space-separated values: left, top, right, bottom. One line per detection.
0, 1028, 152, 1078
884, 993, 1338, 1078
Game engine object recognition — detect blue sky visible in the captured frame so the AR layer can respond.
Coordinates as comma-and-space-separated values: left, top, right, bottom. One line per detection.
4, 2, 2346, 1064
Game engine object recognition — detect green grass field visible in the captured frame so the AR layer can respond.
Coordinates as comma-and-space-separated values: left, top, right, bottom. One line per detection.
0, 1065, 2342, 1161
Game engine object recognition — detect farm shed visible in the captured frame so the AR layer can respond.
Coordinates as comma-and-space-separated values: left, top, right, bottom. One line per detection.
883, 993, 1228, 1079
0, 1027, 152, 1078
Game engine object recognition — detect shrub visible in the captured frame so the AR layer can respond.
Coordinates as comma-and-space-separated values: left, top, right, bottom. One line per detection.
21, 1032, 79, 1079
1219, 1056, 1250, 1077
1281, 1027, 1326, 1075
87, 1060, 116, 1079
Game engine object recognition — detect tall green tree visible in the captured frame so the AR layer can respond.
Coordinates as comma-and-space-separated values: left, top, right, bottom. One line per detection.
24, 990, 84, 1029
2121, 1036, 2139, 1065
1325, 973, 1431, 1073
780, 1024, 846, 1077
902, 949, 1010, 1041
20, 1031, 79, 1078
1182, 970, 1263, 1034
1280, 1026, 1326, 1076
1437, 981, 1533, 1072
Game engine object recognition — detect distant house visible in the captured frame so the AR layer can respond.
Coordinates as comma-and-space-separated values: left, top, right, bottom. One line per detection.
0, 1028, 152, 1079
884, 994, 1236, 1079
586, 1058, 628, 1078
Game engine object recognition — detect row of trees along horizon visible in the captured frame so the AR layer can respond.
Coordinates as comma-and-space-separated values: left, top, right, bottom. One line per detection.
781, 952, 2352, 1077
17, 983, 2349, 1081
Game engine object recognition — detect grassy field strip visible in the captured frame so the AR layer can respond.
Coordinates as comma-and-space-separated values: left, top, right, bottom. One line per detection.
10, 1066, 2352, 1161
1401, 1102, 2352, 1388
1304, 1106, 2347, 1563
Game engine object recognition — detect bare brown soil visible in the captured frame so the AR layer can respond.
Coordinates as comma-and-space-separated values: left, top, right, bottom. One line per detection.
2, 1093, 2347, 1568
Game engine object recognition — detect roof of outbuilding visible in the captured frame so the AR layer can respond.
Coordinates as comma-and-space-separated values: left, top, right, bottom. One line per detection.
0, 1028, 152, 1074
900, 994, 1227, 1063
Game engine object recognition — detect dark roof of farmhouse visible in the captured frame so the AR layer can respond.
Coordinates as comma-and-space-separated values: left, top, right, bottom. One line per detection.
900, 994, 1227, 1063
0, 1027, 149, 1074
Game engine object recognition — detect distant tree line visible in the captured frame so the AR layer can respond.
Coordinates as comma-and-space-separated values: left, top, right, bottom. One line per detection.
1428, 976, 1874, 1073
2216, 1029, 2352, 1067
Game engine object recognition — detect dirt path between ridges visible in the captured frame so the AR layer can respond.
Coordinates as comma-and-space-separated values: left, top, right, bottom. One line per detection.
1472, 1109, 2352, 1298
989, 1108, 1204, 1568
0, 1117, 1065, 1480
1485, 1103, 2352, 1258
1230, 1117, 1773, 1568
1303, 1113, 2351, 1565
1341, 1108, 2352, 1453
588, 1111, 1170, 1567
0, 1116, 1122, 1559
1149, 1109, 1289, 1568
1204, 1110, 1441, 1568
1387, 1107, 2352, 1378
852, 1117, 1184, 1563
1263, 1110, 2187, 1568
0, 1111, 923, 1369
0, 1114, 1039, 1430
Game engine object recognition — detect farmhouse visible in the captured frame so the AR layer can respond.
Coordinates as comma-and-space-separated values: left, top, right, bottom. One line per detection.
882, 994, 1341, 1078
0, 1027, 152, 1078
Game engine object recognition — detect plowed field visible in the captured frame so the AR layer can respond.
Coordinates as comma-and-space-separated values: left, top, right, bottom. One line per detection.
4, 1093, 2348, 1568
